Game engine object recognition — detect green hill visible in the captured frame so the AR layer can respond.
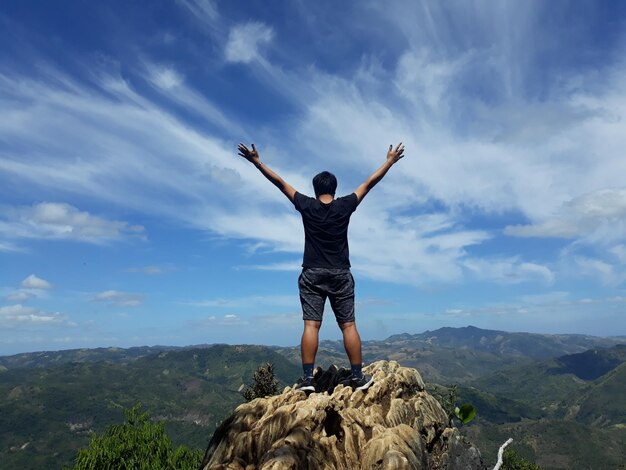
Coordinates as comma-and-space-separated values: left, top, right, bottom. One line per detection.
471, 344, 626, 411
0, 345, 182, 369
471, 360, 590, 409
464, 419, 626, 470
573, 361, 626, 426
1, 327, 624, 470
555, 344, 626, 380
0, 345, 299, 470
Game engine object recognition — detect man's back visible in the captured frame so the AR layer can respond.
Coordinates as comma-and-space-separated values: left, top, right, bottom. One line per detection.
237, 141, 404, 393
293, 192, 359, 269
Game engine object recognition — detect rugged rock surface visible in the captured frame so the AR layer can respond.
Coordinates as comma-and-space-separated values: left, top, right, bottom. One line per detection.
200, 360, 485, 469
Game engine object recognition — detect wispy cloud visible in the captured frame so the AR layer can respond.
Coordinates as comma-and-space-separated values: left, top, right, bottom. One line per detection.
0, 202, 145, 244
127, 265, 166, 275
5, 291, 36, 302
191, 313, 249, 327
0, 241, 23, 252
3, 275, 52, 303
176, 0, 219, 26
572, 256, 623, 286
146, 65, 184, 90
185, 294, 297, 309
225, 22, 274, 64
242, 260, 302, 272
505, 189, 626, 241
21, 274, 52, 289
462, 258, 555, 284
519, 291, 570, 304
0, 304, 71, 328
92, 290, 145, 307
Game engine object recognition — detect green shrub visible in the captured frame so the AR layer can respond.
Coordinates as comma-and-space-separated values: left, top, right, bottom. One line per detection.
67, 404, 202, 470
502, 448, 542, 470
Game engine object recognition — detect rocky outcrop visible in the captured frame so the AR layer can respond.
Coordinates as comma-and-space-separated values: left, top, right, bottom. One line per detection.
200, 361, 485, 469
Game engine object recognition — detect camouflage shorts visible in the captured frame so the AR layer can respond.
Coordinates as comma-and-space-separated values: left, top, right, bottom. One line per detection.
298, 268, 355, 324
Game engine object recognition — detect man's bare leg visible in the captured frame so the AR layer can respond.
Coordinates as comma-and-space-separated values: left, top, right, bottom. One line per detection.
339, 321, 362, 366
295, 320, 321, 390
339, 321, 373, 389
301, 320, 322, 368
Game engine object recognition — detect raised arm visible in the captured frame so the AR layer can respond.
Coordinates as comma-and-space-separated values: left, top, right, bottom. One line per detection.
354, 143, 405, 203
237, 143, 297, 202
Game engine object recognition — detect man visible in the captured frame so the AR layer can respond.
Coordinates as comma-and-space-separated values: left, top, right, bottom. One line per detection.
237, 142, 405, 392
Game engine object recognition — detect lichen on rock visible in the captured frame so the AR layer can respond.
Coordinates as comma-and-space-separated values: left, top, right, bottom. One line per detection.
200, 360, 485, 470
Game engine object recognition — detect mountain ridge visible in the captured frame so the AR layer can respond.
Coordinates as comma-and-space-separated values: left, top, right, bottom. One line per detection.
2, 326, 623, 369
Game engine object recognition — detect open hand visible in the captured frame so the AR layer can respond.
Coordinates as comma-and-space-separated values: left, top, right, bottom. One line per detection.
237, 143, 260, 165
387, 142, 405, 164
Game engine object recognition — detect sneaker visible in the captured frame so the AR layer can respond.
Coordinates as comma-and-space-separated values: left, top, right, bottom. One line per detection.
349, 373, 374, 391
294, 375, 316, 392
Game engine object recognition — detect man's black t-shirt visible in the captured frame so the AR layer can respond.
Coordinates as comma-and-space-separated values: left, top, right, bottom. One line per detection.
293, 192, 359, 269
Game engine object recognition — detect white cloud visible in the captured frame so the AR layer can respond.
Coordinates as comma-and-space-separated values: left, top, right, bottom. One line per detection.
142, 61, 244, 135
243, 261, 302, 272
253, 312, 301, 327
21, 274, 53, 289
3, 275, 51, 303
186, 294, 297, 309
193, 313, 249, 327
177, 0, 219, 24
93, 290, 144, 307
5, 291, 36, 302
128, 265, 165, 275
462, 257, 554, 284
0, 304, 69, 327
444, 308, 467, 316
505, 189, 626, 240
0, 202, 145, 243
519, 291, 570, 304
394, 49, 466, 112
0, 241, 22, 252
572, 256, 620, 286
147, 65, 184, 89
225, 22, 274, 64
142, 266, 163, 275
610, 245, 626, 263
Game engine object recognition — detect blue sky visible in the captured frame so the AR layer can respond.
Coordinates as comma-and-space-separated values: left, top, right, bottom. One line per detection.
1, 1, 626, 354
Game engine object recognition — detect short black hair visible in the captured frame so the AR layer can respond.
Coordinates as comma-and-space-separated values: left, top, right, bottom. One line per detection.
312, 171, 337, 197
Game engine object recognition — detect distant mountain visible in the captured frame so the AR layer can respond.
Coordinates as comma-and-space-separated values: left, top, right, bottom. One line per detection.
2, 325, 621, 373
0, 345, 183, 369
273, 326, 624, 385
395, 325, 624, 359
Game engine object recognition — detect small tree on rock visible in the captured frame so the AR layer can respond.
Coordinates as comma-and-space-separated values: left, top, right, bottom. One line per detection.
435, 384, 477, 426
242, 362, 279, 401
